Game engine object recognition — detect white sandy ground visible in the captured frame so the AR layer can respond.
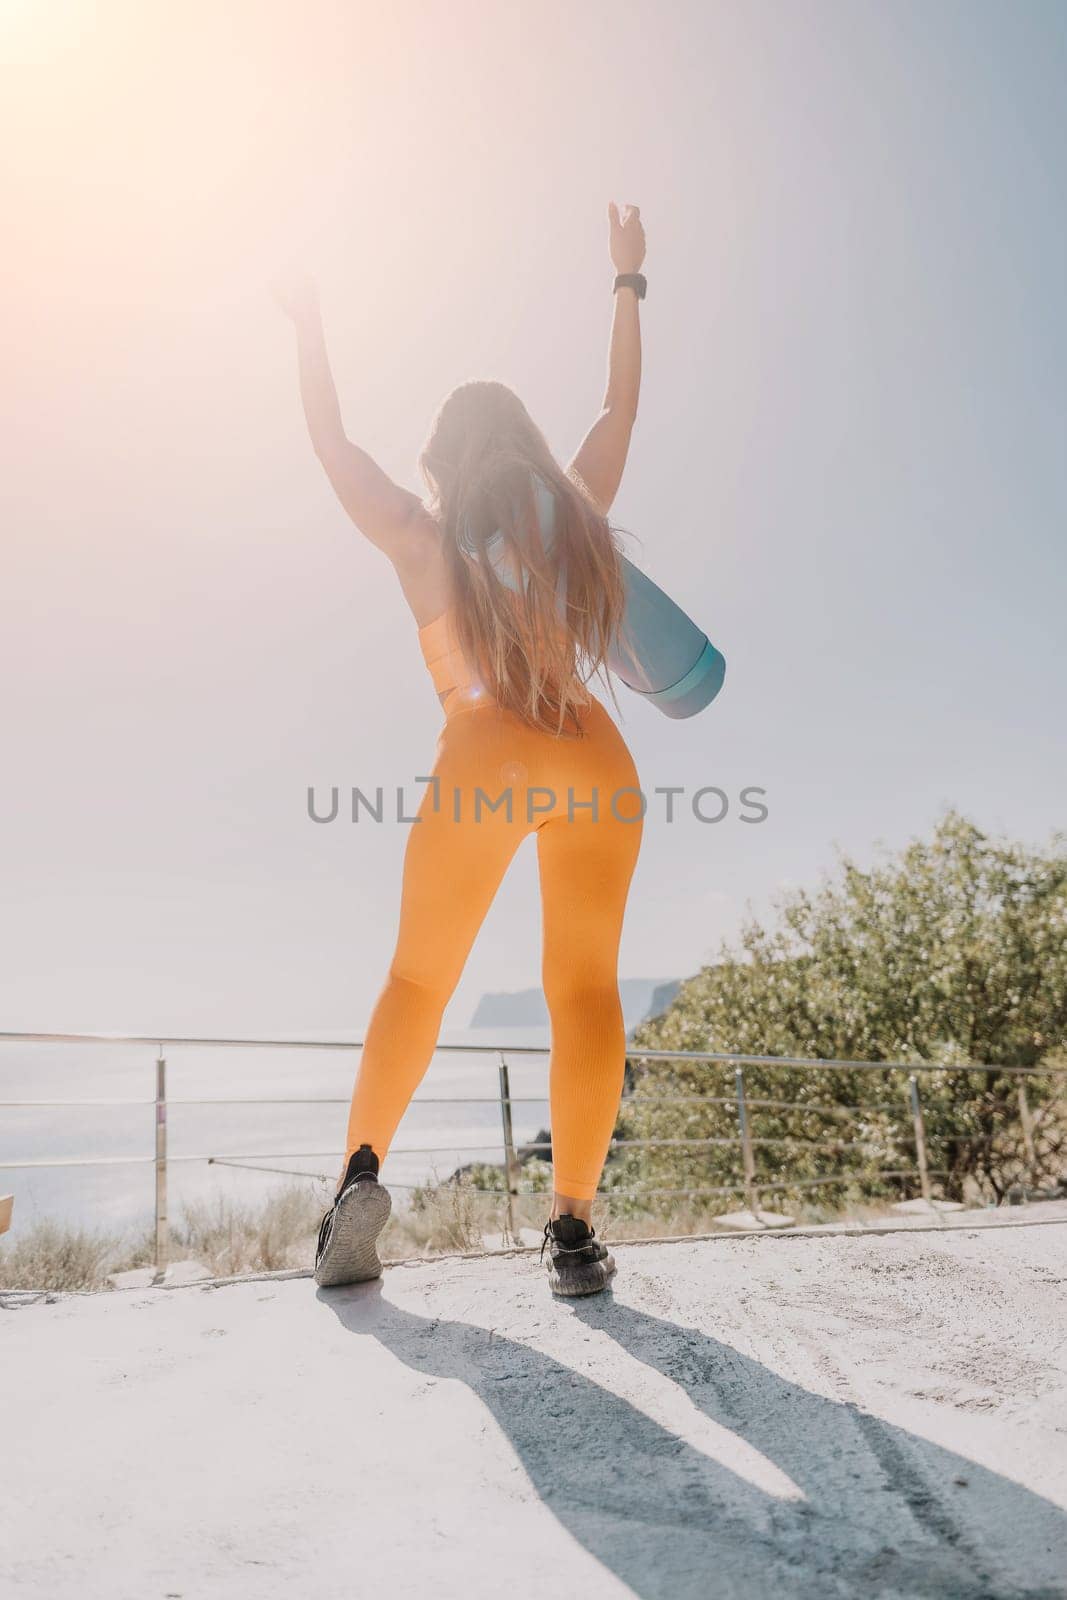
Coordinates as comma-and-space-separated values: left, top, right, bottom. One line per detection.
3, 1214, 1067, 1600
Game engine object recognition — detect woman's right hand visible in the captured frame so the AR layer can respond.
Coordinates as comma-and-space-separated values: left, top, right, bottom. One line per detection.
607, 202, 645, 274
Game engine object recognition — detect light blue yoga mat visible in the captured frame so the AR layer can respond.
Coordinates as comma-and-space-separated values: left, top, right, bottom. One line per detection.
484, 476, 726, 719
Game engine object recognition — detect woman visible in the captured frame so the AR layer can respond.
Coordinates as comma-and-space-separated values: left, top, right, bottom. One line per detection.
278, 202, 647, 1297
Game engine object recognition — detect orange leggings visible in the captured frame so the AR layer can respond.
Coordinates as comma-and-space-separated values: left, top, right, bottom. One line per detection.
345, 694, 643, 1200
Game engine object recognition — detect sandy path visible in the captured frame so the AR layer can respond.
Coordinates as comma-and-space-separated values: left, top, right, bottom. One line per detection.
3, 1215, 1066, 1599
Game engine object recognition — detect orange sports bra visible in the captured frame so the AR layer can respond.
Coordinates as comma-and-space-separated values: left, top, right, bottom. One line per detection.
417, 610, 486, 711
416, 605, 587, 728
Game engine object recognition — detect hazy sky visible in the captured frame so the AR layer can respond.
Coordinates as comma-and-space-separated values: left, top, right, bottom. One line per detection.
2, 0, 1065, 1036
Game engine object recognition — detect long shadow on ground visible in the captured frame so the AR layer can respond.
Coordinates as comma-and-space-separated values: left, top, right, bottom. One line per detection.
320, 1278, 1066, 1600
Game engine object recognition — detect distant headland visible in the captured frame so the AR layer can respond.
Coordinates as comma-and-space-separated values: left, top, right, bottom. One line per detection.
468, 977, 682, 1035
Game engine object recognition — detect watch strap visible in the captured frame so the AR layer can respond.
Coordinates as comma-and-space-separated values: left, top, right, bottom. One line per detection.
613, 272, 647, 300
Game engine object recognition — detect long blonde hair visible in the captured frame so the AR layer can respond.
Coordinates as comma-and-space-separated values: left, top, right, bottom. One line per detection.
419, 380, 626, 734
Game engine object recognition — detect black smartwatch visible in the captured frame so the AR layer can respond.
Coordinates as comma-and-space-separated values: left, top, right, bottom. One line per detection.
614, 272, 647, 299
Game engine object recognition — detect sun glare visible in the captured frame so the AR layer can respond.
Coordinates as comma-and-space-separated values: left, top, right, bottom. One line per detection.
1, 0, 93, 63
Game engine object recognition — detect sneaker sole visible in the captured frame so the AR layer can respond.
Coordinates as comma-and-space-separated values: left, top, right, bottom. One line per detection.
314, 1179, 392, 1288
547, 1250, 616, 1298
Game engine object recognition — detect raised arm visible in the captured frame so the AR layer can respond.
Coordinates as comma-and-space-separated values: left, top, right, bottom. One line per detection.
568, 202, 646, 514
275, 274, 427, 565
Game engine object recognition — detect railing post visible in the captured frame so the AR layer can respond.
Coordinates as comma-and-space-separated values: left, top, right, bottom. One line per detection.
907, 1073, 932, 1202
154, 1049, 169, 1277
1017, 1080, 1037, 1189
734, 1065, 758, 1215
498, 1054, 519, 1243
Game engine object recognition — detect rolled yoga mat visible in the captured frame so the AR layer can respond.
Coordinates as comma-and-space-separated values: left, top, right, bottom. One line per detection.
485, 475, 726, 719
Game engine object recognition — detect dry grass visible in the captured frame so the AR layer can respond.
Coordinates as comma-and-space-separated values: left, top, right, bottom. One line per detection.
0, 1180, 549, 1291
172, 1187, 328, 1276
0, 1186, 331, 1293
0, 1176, 935, 1294
0, 1220, 117, 1293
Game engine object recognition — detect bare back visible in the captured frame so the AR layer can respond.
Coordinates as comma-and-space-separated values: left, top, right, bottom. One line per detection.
392, 508, 453, 630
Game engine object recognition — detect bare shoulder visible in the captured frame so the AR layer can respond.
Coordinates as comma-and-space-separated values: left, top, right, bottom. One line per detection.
391, 502, 451, 627
565, 462, 609, 515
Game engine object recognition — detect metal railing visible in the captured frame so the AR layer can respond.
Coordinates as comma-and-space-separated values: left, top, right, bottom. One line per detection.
1, 1030, 1063, 1276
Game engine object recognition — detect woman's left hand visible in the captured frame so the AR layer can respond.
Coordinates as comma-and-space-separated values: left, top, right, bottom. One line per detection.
271, 269, 320, 325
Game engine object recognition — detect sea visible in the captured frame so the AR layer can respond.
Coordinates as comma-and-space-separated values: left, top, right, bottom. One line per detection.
0, 1027, 559, 1245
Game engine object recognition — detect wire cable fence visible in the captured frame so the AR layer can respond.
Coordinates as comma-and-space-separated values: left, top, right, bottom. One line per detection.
1, 1031, 1064, 1271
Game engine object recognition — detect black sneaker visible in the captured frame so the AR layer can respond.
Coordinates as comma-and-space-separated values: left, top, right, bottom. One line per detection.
314, 1144, 392, 1288
541, 1214, 616, 1297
